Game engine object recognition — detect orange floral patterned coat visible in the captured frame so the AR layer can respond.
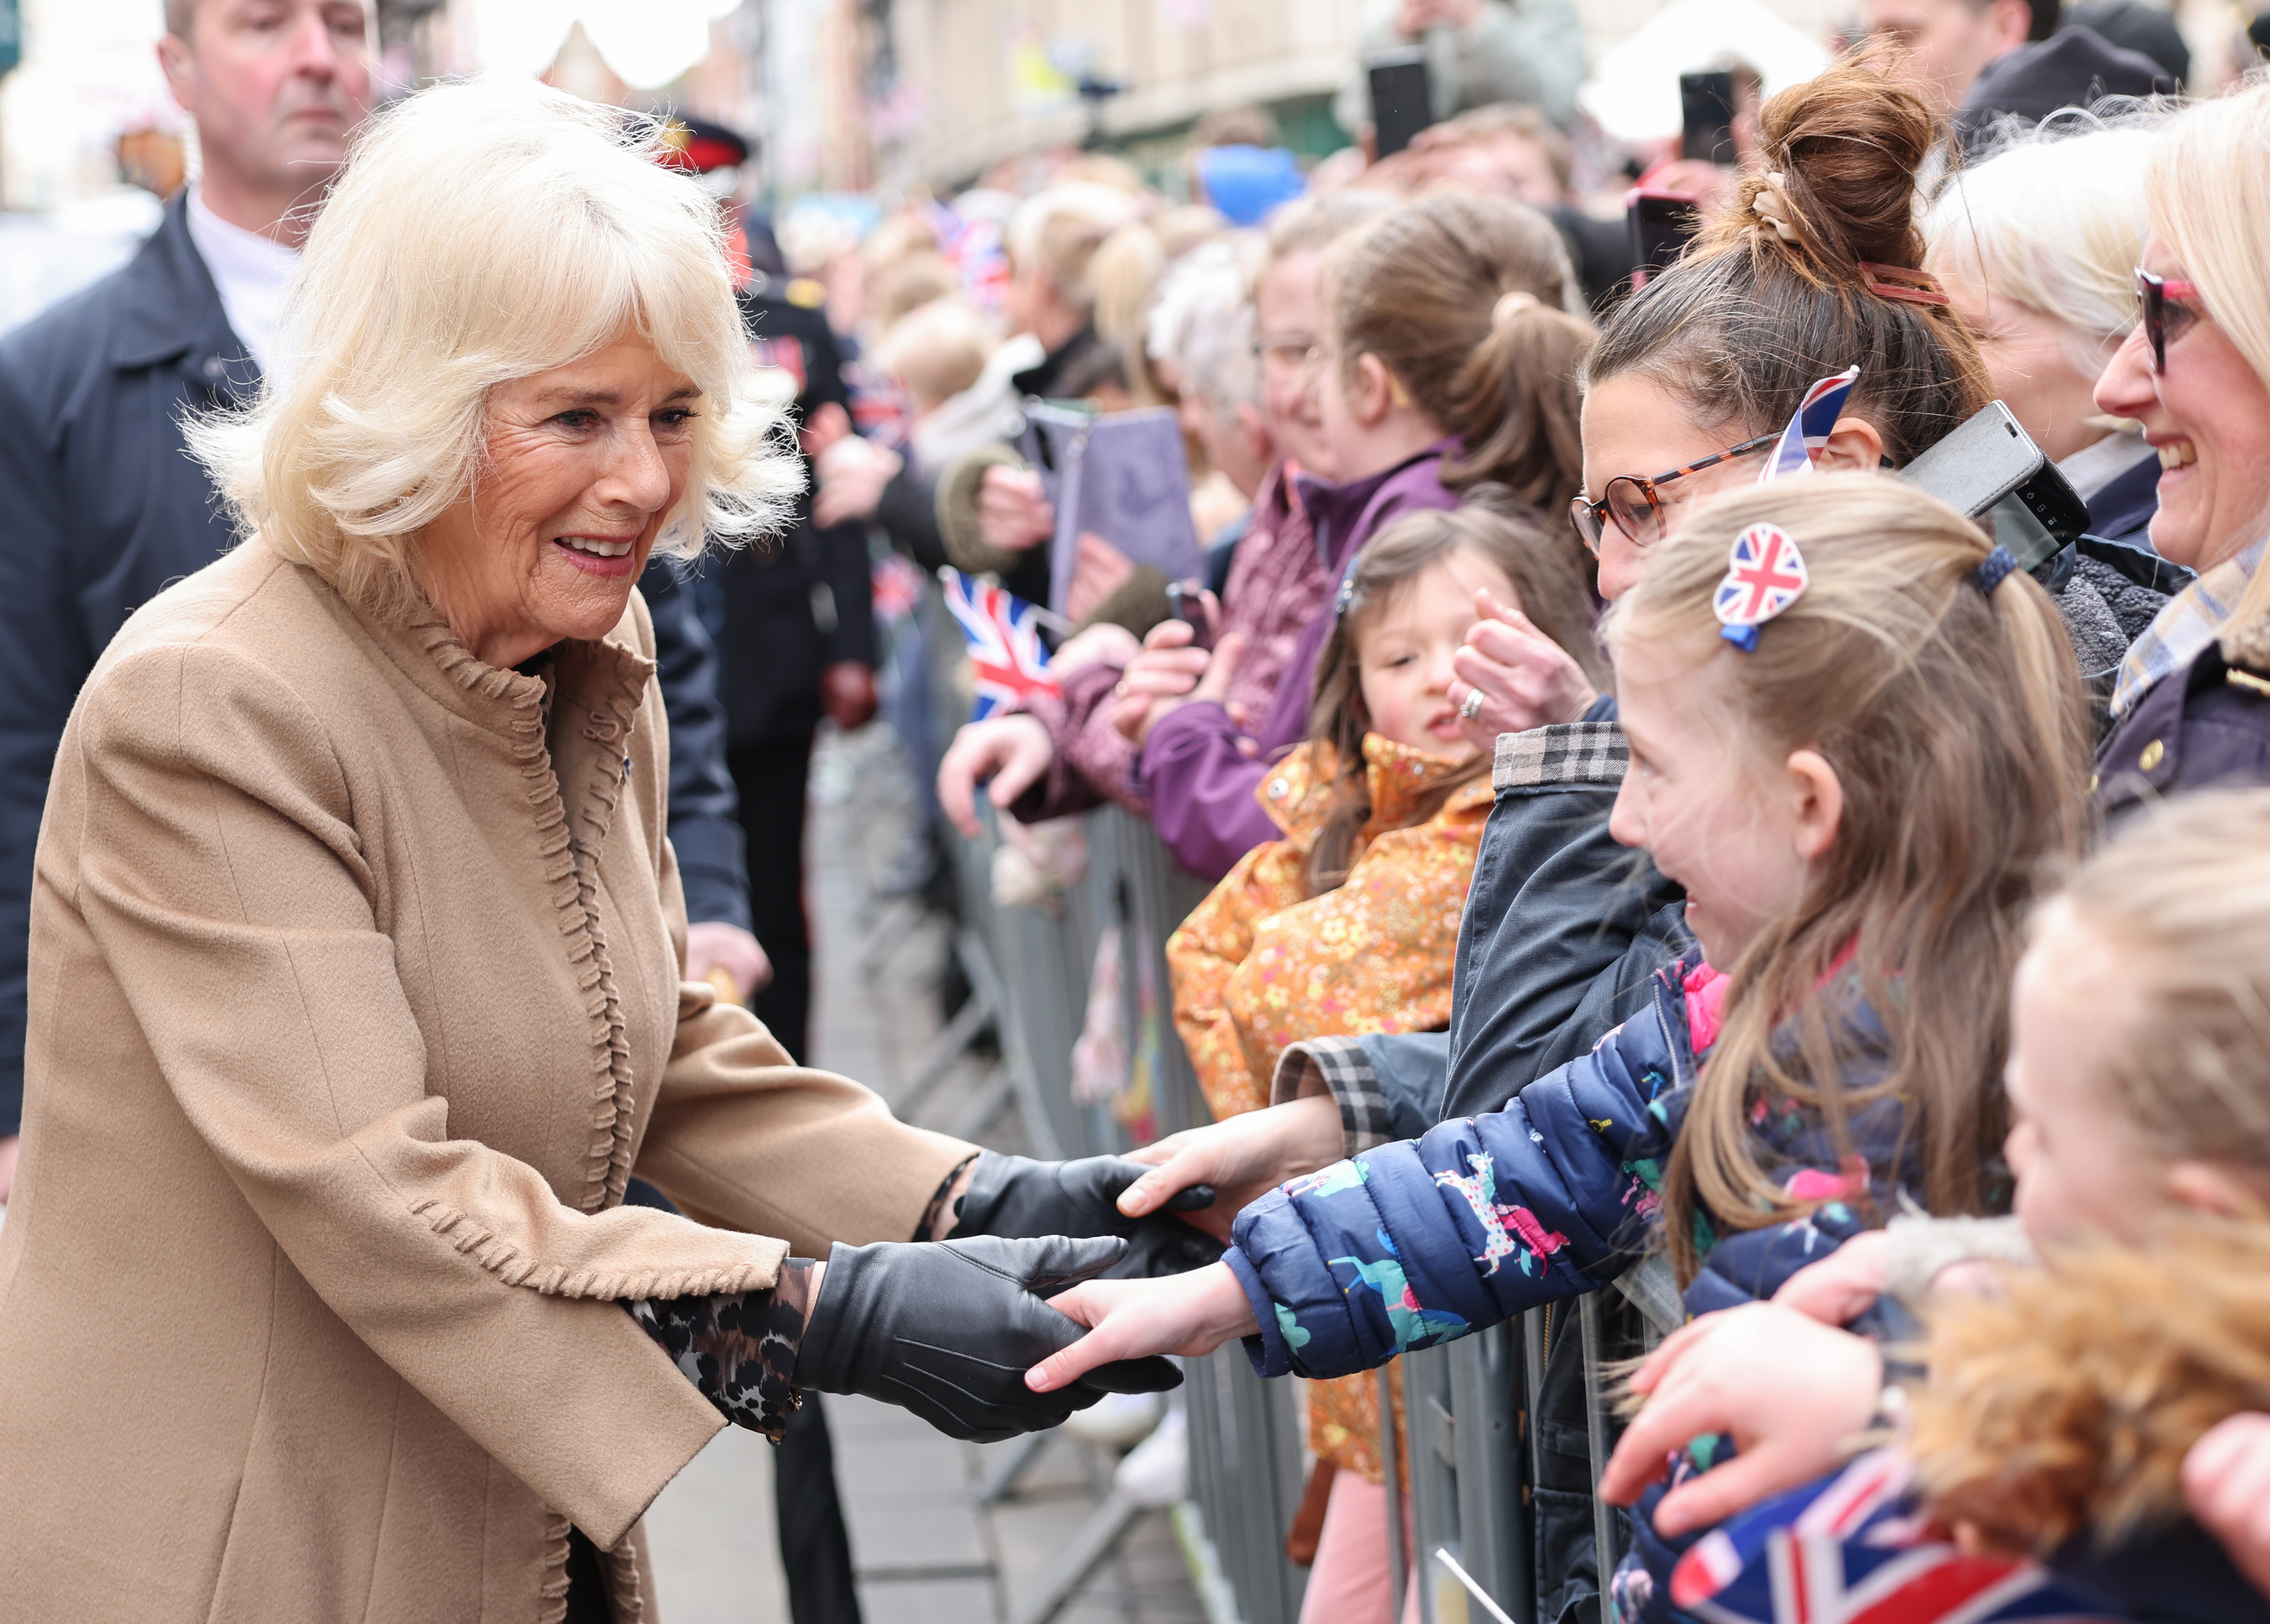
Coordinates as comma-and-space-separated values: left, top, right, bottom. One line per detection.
1167, 733, 1492, 1480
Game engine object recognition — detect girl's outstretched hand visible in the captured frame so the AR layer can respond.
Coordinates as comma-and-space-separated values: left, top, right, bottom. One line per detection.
1114, 1094, 1344, 1240
2184, 1412, 2270, 1597
1599, 1301, 1882, 1538
1771, 1228, 1891, 1325
1026, 1261, 1261, 1393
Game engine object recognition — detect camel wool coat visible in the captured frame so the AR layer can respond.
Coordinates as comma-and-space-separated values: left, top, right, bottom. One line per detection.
0, 541, 974, 1623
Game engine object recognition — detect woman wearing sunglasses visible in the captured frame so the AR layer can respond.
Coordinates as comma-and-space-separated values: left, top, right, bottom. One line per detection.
2094, 80, 2270, 817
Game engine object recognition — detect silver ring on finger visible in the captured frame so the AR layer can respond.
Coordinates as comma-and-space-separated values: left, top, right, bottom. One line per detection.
1459, 686, 1486, 721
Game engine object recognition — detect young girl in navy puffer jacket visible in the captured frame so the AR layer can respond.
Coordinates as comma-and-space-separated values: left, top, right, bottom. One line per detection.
1021, 474, 2090, 1494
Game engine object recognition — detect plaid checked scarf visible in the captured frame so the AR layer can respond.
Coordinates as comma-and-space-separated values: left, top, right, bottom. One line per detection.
2110, 538, 2264, 720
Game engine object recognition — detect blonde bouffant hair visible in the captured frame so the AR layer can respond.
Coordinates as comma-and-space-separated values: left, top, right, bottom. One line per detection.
190, 77, 799, 622
1607, 474, 2091, 1283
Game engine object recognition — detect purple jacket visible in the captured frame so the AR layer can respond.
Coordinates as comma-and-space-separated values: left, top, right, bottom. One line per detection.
1138, 440, 1463, 880
1007, 462, 1333, 825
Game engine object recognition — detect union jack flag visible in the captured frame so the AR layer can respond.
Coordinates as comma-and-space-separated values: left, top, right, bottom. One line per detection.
1715, 522, 1810, 651
940, 568, 1059, 720
1663, 1449, 2128, 1624
1757, 366, 1862, 483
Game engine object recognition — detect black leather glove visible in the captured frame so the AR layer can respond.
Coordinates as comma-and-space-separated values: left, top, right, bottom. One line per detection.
795, 1234, 1182, 1442
950, 1151, 1224, 1278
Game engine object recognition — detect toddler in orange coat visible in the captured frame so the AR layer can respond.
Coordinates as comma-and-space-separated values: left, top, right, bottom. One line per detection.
1166, 500, 1605, 1622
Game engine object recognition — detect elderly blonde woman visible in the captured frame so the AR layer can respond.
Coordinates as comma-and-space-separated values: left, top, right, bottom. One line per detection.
1924, 120, 2163, 549
0, 80, 1197, 1624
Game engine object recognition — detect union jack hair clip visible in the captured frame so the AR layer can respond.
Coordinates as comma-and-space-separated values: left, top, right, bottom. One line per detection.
1714, 521, 1809, 651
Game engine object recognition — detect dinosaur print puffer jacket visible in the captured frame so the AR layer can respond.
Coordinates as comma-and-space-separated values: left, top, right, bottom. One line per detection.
1221, 952, 1923, 1381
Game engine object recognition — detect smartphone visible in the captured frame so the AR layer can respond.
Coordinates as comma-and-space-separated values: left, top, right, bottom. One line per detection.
1897, 401, 2092, 571
1680, 70, 1738, 165
1368, 49, 1433, 160
1626, 188, 1700, 287
1165, 579, 1217, 652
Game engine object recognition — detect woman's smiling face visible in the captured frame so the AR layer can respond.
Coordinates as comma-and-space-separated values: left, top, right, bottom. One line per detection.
2094, 236, 2270, 573
417, 327, 699, 668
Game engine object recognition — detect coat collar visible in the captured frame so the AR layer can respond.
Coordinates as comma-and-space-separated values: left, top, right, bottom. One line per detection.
107, 191, 261, 401
1291, 437, 1461, 570
293, 543, 656, 749
1257, 734, 1491, 839
2085, 450, 2163, 549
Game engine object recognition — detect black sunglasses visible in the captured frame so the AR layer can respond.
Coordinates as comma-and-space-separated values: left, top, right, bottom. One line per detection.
2136, 267, 2201, 375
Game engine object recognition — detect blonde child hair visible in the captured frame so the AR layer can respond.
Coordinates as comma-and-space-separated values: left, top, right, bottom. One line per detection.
874, 299, 997, 416
1907, 792, 2270, 1549
1609, 474, 2091, 1281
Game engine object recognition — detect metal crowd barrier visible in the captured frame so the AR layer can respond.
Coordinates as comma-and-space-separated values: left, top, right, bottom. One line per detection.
924, 773, 1680, 1624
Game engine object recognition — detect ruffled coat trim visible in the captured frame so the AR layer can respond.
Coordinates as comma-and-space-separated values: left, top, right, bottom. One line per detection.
409, 617, 658, 1219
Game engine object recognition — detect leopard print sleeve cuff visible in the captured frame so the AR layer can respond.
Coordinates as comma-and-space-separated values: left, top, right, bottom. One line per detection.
626, 1258, 820, 1443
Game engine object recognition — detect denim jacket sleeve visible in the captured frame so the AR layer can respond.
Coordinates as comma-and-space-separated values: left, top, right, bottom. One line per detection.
1223, 980, 1689, 1379
1441, 718, 1693, 1120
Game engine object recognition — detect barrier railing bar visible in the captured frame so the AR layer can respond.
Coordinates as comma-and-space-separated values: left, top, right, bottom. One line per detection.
1434, 1547, 1520, 1624
1578, 1291, 1623, 1599
1008, 1490, 1146, 1624
1449, 1325, 1532, 1623
952, 827, 1065, 1161
1380, 1364, 1407, 1607
1404, 1344, 1461, 1624
891, 927, 1000, 1119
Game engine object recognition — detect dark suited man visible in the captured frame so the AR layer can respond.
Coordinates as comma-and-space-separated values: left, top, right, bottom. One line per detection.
715, 258, 881, 1067
0, 0, 765, 1197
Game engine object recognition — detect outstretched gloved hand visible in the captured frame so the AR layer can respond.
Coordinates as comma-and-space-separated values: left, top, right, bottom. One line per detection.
796, 1234, 1183, 1442
950, 1151, 1223, 1277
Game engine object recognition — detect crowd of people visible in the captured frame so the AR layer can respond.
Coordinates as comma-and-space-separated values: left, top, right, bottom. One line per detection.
819, 13, 2270, 1624
9, 1, 2270, 1624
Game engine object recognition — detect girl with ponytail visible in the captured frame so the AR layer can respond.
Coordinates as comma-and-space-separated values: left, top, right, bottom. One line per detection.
1120, 189, 1597, 881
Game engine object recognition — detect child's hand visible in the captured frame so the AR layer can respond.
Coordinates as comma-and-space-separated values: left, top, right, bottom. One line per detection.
1114, 1094, 1345, 1240
1025, 1261, 1260, 1393
937, 714, 1054, 837
2185, 1412, 2270, 1597
1772, 1229, 1891, 1325
1112, 624, 1246, 747
1599, 1302, 1882, 1538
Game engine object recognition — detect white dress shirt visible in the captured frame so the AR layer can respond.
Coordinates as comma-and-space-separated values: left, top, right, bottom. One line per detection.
184, 186, 300, 377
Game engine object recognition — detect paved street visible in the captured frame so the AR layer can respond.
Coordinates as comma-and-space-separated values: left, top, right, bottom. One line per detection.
644, 725, 1207, 1624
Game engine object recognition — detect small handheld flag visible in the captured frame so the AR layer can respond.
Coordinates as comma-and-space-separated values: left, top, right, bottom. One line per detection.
1757, 365, 1860, 483
1715, 521, 1809, 651
940, 568, 1059, 720
1664, 1447, 2128, 1624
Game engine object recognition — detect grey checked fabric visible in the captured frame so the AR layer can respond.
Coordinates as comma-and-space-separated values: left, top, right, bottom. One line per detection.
1493, 721, 1629, 793
1270, 1036, 1395, 1154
